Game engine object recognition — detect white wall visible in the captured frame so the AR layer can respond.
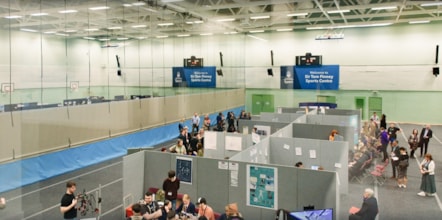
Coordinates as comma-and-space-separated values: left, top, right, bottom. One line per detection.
1, 22, 441, 91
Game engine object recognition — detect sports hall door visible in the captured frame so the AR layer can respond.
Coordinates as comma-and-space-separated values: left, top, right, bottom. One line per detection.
252, 94, 274, 115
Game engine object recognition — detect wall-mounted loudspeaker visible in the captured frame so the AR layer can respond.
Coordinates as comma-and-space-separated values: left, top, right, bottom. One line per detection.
116, 55, 122, 76
270, 50, 274, 66
267, 68, 273, 76
433, 67, 439, 77
219, 52, 224, 67
436, 45, 439, 64
216, 69, 223, 76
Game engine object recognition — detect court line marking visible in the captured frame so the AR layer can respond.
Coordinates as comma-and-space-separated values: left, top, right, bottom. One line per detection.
7, 160, 122, 202
22, 178, 122, 220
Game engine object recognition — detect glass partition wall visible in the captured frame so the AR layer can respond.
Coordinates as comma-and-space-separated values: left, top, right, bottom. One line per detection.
0, 0, 247, 110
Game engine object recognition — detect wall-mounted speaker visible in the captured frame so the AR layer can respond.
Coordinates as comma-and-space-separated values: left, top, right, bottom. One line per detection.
216, 69, 223, 76
267, 68, 273, 76
436, 45, 439, 64
433, 67, 439, 77
270, 50, 274, 66
219, 52, 224, 67
116, 55, 121, 76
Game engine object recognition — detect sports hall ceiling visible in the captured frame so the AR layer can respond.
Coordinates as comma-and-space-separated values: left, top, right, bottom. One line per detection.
0, 0, 441, 41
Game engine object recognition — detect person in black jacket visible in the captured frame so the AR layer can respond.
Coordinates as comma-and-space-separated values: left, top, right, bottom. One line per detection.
419, 124, 433, 157
349, 188, 378, 220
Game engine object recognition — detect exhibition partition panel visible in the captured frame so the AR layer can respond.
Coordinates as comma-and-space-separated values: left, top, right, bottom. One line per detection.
268, 137, 348, 194
292, 123, 355, 146
237, 120, 290, 135
204, 131, 253, 159
258, 112, 305, 123
124, 150, 339, 220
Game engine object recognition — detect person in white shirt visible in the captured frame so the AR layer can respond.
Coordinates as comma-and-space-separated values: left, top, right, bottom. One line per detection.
192, 112, 200, 134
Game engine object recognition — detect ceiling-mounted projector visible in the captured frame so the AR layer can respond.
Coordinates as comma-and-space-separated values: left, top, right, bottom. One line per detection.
315, 33, 344, 40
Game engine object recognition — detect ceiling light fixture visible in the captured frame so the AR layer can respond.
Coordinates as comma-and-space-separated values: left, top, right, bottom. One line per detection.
85, 28, 99, 31
56, 33, 69, 36
250, 15, 270, 20
132, 24, 147, 28
249, 30, 265, 33
4, 15, 22, 19
20, 28, 38, 32
107, 26, 122, 30
158, 23, 174, 26
327, 9, 350, 14
98, 38, 110, 41
132, 2, 146, 6
156, 35, 168, 38
287, 13, 308, 17
371, 6, 397, 10
64, 30, 77, 33
89, 6, 110, 10
117, 37, 129, 40
421, 2, 442, 7
276, 28, 292, 32
83, 37, 96, 40
31, 13, 49, 16
217, 18, 235, 22
59, 10, 78, 14
409, 20, 430, 24
200, 33, 213, 36
177, 34, 190, 37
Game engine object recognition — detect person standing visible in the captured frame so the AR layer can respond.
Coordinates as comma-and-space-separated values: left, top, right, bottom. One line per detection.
408, 129, 419, 159
397, 147, 409, 188
349, 188, 378, 220
192, 112, 200, 134
60, 181, 78, 220
380, 114, 387, 132
387, 123, 401, 144
370, 112, 379, 126
419, 124, 433, 157
390, 140, 400, 179
0, 197, 5, 209
163, 170, 180, 210
379, 127, 389, 162
418, 154, 437, 197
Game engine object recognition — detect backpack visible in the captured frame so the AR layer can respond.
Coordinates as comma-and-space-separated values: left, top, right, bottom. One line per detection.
155, 189, 165, 201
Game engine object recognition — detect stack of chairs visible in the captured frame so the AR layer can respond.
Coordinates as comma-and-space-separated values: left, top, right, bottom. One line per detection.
370, 159, 389, 185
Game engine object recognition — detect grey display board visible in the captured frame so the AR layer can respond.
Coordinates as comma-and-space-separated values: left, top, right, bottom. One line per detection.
292, 123, 355, 145
237, 120, 290, 135
204, 131, 253, 159
259, 112, 304, 123
269, 137, 349, 194
123, 151, 146, 203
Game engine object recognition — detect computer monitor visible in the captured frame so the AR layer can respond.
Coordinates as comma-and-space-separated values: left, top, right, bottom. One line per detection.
288, 208, 333, 220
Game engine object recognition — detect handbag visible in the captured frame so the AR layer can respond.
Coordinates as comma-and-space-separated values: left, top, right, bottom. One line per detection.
399, 159, 409, 168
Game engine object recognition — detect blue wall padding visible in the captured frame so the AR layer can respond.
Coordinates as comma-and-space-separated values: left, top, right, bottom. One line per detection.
0, 106, 244, 193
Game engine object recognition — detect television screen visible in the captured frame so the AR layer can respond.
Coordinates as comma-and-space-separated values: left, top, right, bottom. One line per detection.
288, 208, 333, 220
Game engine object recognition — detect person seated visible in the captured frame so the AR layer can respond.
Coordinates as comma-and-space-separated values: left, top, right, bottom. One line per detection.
176, 194, 196, 217
226, 203, 244, 220
329, 129, 338, 141
143, 200, 173, 220
141, 192, 159, 215
349, 188, 378, 220
128, 203, 146, 220
295, 161, 304, 168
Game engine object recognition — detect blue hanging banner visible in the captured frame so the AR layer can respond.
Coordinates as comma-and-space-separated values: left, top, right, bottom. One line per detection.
280, 65, 339, 90
172, 66, 216, 88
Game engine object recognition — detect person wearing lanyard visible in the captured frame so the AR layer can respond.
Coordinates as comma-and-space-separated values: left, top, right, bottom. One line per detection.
196, 197, 215, 220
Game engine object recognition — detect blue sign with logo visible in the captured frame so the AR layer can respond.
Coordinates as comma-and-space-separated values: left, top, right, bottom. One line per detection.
173, 66, 216, 88
280, 65, 339, 90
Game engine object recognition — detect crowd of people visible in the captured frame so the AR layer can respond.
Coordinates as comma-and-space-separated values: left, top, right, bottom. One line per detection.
347, 112, 438, 219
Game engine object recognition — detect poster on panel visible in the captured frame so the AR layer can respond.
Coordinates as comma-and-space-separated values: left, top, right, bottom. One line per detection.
176, 157, 192, 184
225, 136, 242, 151
204, 131, 217, 150
246, 164, 277, 210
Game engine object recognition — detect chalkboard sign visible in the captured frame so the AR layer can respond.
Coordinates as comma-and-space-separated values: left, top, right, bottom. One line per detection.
176, 157, 192, 184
